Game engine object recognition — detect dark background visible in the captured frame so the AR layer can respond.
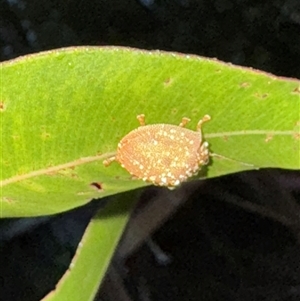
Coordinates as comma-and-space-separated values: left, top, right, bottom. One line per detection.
1, 0, 300, 300
2, 0, 300, 77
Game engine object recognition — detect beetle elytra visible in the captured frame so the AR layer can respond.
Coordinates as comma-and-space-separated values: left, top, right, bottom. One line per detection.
103, 114, 211, 188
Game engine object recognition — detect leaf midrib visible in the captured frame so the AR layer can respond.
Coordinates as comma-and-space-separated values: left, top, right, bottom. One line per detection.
0, 130, 297, 187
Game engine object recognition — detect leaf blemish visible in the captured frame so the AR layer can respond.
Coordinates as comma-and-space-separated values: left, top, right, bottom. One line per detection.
294, 133, 300, 140
240, 82, 250, 88
41, 132, 51, 139
90, 182, 103, 190
0, 102, 4, 111
292, 86, 300, 94
164, 77, 173, 87
254, 92, 269, 99
2, 197, 13, 203
265, 134, 273, 142
12, 135, 20, 140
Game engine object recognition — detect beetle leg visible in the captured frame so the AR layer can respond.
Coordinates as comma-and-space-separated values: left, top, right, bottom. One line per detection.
137, 114, 146, 126
199, 141, 210, 164
179, 117, 190, 127
197, 115, 211, 131
196, 115, 211, 140
103, 156, 116, 166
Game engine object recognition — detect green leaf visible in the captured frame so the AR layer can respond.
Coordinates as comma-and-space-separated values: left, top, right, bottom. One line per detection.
1, 47, 299, 217
41, 191, 138, 301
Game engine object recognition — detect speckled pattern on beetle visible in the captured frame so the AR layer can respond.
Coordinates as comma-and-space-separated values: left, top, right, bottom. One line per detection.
104, 114, 211, 188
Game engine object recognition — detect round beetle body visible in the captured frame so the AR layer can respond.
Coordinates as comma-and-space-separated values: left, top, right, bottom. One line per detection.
104, 114, 211, 188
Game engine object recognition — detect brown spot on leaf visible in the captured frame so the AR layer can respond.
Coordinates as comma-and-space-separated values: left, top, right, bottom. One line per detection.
3, 197, 13, 203
292, 86, 300, 94
41, 132, 51, 139
164, 78, 173, 86
2, 160, 10, 166
240, 82, 250, 88
90, 182, 103, 190
265, 134, 273, 142
223, 135, 229, 141
192, 108, 199, 116
254, 93, 269, 99
0, 101, 5, 111
171, 108, 178, 115
294, 133, 300, 140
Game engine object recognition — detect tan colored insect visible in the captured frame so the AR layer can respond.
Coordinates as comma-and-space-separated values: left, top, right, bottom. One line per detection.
103, 114, 211, 188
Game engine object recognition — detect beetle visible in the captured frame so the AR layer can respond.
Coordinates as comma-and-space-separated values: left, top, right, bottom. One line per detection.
103, 114, 211, 188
